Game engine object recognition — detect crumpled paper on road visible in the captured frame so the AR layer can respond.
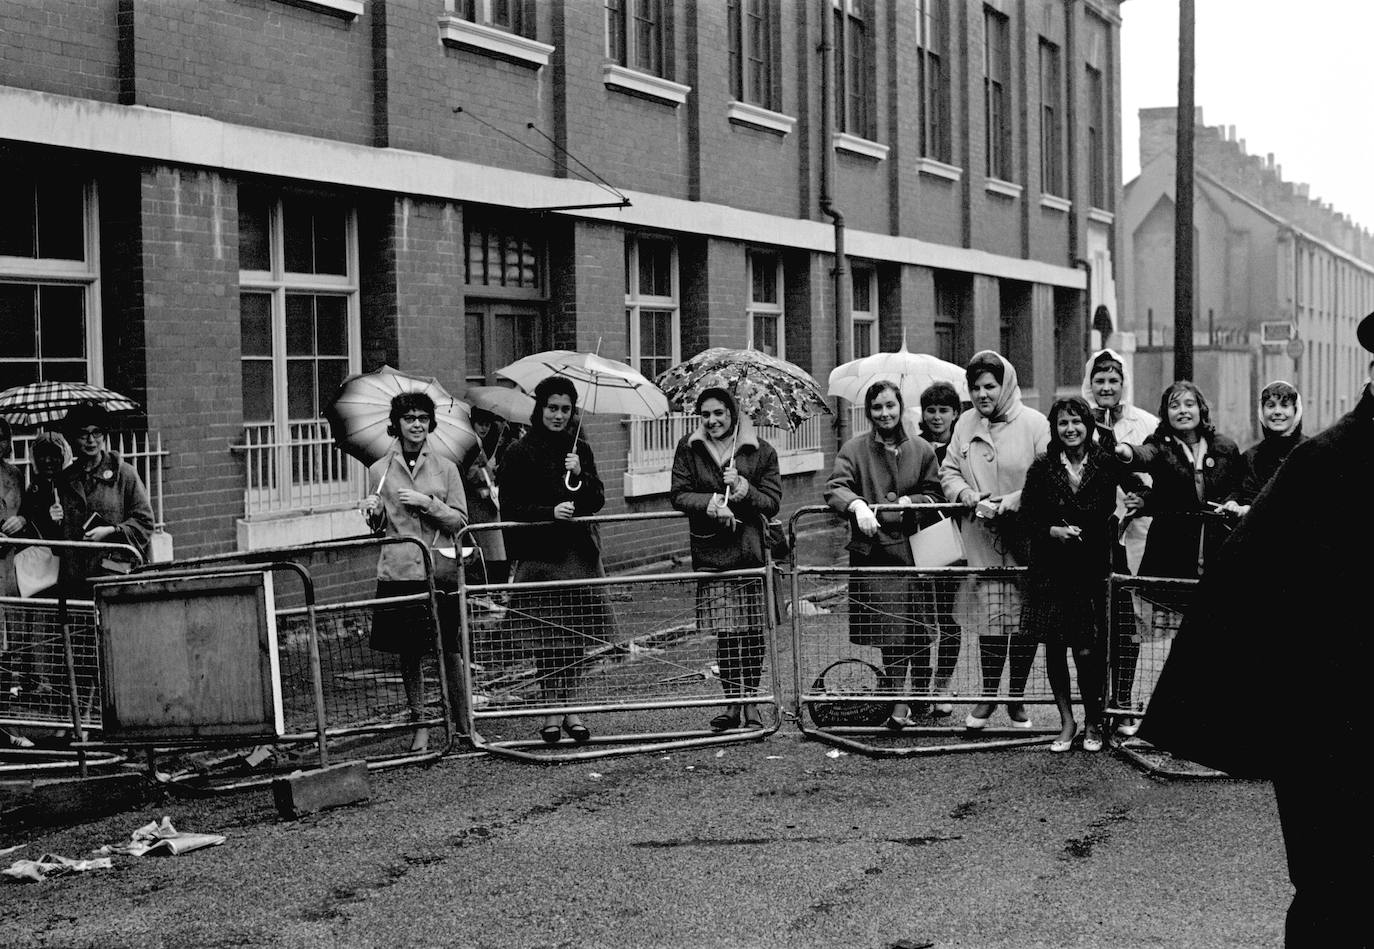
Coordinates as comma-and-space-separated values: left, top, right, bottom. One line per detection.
95, 816, 226, 858
3, 853, 113, 883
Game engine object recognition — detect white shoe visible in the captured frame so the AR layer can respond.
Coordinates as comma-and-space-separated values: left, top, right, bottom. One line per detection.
964, 712, 990, 730
1009, 716, 1034, 729
932, 702, 954, 716
1116, 717, 1140, 737
1082, 732, 1104, 753
1050, 736, 1074, 753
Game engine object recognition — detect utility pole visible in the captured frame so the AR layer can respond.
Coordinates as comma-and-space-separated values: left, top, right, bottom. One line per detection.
1173, 0, 1195, 381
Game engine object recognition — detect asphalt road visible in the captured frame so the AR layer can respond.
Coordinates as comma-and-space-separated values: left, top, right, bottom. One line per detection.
2, 731, 1288, 949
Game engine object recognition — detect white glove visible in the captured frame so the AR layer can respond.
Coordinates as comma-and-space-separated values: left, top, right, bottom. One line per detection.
850, 499, 879, 537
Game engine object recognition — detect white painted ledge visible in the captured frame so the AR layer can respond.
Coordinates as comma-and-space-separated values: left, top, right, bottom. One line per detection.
833, 132, 889, 161
916, 157, 962, 182
237, 509, 365, 551
984, 178, 1023, 199
602, 65, 690, 106
438, 16, 554, 68
1040, 193, 1072, 213
726, 101, 796, 135
277, 0, 363, 19
623, 450, 824, 498
1088, 207, 1116, 225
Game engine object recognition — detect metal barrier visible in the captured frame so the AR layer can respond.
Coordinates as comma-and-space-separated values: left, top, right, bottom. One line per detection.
788, 505, 1064, 757
1105, 572, 1225, 778
86, 534, 456, 789
458, 511, 781, 762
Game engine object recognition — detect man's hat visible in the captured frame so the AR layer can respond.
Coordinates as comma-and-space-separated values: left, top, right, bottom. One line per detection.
1361, 310, 1374, 353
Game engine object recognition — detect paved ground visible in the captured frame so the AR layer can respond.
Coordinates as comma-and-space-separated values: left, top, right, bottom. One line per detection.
1, 730, 1288, 949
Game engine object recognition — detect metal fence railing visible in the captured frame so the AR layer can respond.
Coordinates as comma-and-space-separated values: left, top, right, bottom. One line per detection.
626, 412, 823, 476
231, 419, 365, 519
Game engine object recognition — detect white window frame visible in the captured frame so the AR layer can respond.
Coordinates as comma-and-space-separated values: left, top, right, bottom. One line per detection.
237, 195, 361, 522
625, 235, 679, 382
0, 179, 103, 388
850, 264, 877, 359
746, 250, 784, 360
605, 0, 664, 77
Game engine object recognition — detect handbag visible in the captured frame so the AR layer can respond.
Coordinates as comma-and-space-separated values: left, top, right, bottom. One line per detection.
908, 513, 965, 568
764, 517, 790, 561
15, 544, 60, 597
430, 530, 461, 586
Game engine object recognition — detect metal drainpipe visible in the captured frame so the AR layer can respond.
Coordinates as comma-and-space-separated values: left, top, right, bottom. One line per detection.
1076, 257, 1093, 366
819, 0, 852, 446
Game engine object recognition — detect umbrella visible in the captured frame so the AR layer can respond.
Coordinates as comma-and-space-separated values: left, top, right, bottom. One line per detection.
496, 348, 668, 489
826, 342, 969, 406
463, 385, 536, 426
0, 381, 140, 426
655, 347, 831, 432
321, 365, 478, 467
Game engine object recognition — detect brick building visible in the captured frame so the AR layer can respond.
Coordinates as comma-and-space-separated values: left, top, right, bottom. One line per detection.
0, 0, 1122, 569
1122, 107, 1374, 438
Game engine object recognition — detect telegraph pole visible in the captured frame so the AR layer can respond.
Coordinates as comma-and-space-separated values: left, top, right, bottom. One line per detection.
1173, 0, 1195, 381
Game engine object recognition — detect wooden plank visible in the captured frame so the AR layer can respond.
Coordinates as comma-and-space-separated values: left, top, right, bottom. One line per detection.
271, 760, 370, 819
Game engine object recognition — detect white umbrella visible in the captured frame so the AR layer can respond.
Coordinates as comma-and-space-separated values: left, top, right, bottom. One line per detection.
827, 342, 969, 406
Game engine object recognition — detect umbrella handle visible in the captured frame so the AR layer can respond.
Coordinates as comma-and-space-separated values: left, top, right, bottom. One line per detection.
564, 470, 582, 492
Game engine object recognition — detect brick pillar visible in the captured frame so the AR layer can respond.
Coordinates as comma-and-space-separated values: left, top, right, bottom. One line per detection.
884, 264, 936, 354
1028, 282, 1057, 409
970, 275, 1001, 354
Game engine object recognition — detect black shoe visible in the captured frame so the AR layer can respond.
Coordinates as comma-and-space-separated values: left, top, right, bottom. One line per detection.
563, 720, 591, 744
710, 708, 742, 731
539, 724, 563, 744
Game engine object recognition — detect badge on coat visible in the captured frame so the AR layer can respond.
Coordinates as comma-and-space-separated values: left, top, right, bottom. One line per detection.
1204, 457, 1215, 468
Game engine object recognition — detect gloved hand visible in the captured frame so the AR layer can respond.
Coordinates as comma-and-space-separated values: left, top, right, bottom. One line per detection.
850, 499, 879, 537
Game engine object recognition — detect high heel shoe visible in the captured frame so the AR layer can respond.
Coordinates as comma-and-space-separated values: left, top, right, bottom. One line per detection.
1049, 724, 1078, 753
965, 703, 995, 730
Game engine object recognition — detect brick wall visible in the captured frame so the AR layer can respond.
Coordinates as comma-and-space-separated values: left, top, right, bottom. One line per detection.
0, 0, 121, 103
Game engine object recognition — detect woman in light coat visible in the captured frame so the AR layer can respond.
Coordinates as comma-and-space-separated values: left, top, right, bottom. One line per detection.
940, 351, 1049, 729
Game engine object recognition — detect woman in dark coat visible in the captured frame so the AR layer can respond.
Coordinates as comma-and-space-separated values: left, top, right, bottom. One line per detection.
1020, 397, 1148, 753
1115, 381, 1245, 580
497, 376, 610, 745
1234, 380, 1307, 510
669, 387, 782, 731
1139, 329, 1374, 946
461, 407, 508, 585
825, 380, 945, 730
916, 381, 964, 715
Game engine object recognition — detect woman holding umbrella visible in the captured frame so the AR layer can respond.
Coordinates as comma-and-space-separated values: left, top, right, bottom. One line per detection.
461, 407, 509, 586
359, 392, 469, 752
0, 419, 23, 597
670, 386, 782, 731
498, 376, 611, 745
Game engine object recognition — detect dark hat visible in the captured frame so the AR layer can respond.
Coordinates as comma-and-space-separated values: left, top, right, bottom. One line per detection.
62, 403, 111, 432
1360, 310, 1374, 353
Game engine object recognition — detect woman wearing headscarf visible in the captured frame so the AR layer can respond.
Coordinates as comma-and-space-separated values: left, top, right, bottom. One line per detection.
359, 391, 469, 752
0, 420, 24, 598
670, 386, 782, 731
826, 380, 944, 729
1233, 380, 1306, 512
1114, 380, 1246, 580
1080, 348, 1157, 735
940, 351, 1049, 730
498, 376, 611, 745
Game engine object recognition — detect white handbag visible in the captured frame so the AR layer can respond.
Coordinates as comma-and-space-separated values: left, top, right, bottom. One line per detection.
908, 513, 966, 568
14, 544, 60, 597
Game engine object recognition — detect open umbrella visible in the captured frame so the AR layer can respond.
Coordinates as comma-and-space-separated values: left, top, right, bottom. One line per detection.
496, 348, 668, 488
827, 342, 969, 406
0, 381, 140, 427
655, 347, 831, 432
463, 385, 536, 426
321, 365, 478, 467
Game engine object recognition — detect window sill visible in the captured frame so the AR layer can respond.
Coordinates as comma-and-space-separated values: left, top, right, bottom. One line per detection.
916, 157, 962, 182
602, 64, 690, 106
726, 101, 796, 136
984, 178, 1023, 199
623, 450, 824, 499
275, 0, 363, 19
236, 508, 365, 552
438, 16, 554, 68
1040, 193, 1072, 213
1088, 207, 1116, 225
833, 132, 889, 161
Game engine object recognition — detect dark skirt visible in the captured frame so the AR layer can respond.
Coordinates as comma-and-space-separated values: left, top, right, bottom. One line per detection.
507, 550, 614, 655
847, 545, 925, 650
1020, 578, 1105, 650
369, 579, 458, 655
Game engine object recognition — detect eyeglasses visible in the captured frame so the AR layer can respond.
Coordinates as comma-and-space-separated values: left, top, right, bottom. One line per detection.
75, 428, 105, 440
400, 414, 431, 424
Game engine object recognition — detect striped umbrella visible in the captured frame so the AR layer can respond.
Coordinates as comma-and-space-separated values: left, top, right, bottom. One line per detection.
0, 381, 140, 426
321, 365, 478, 466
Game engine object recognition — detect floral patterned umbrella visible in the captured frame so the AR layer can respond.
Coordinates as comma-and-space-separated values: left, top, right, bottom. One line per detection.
655, 348, 831, 431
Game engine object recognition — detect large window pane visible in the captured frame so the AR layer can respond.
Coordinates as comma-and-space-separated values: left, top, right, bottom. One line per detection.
238, 189, 271, 271
640, 309, 673, 379
465, 311, 486, 382
0, 174, 37, 258
283, 199, 347, 276
285, 294, 314, 356
38, 285, 85, 358
43, 361, 86, 383
36, 180, 84, 261
317, 359, 347, 409
286, 360, 316, 419
0, 362, 39, 390
241, 360, 274, 422
752, 314, 778, 357
638, 240, 672, 297
239, 293, 273, 357
0, 284, 38, 358
314, 296, 348, 356
751, 253, 778, 304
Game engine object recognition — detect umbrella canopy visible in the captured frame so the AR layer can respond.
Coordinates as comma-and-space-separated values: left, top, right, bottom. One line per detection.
495, 350, 668, 418
827, 343, 969, 407
463, 385, 537, 426
321, 365, 478, 466
656, 347, 831, 431
0, 381, 140, 427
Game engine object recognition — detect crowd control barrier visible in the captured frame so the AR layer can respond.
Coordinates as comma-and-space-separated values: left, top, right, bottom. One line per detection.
86, 534, 457, 789
787, 505, 1069, 757
457, 512, 781, 762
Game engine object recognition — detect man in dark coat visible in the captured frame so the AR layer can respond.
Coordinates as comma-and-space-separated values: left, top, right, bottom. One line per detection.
1139, 313, 1374, 947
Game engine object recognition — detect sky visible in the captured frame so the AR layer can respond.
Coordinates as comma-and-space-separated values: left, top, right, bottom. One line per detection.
1120, 0, 1374, 232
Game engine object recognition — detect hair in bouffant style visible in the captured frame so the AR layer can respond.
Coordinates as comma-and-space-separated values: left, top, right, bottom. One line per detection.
964, 352, 1005, 388
919, 381, 961, 412
386, 392, 438, 436
529, 376, 579, 431
1045, 396, 1097, 458
1155, 380, 1215, 442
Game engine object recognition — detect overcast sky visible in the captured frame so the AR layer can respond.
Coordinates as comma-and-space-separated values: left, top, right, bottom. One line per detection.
1120, 0, 1374, 232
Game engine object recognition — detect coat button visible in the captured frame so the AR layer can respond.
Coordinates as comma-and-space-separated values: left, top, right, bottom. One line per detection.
885, 492, 897, 501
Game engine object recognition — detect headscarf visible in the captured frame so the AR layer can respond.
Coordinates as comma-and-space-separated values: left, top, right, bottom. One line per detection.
1256, 380, 1303, 439
965, 350, 1024, 424
1080, 347, 1136, 425
30, 432, 73, 472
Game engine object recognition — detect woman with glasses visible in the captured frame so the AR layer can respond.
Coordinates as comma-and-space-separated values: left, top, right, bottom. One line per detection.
359, 392, 468, 752
56, 405, 154, 596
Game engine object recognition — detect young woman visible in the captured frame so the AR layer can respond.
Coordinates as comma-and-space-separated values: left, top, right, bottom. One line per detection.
461, 407, 508, 585
916, 381, 963, 715
1021, 397, 1148, 752
1234, 380, 1306, 513
360, 392, 469, 752
498, 376, 610, 745
826, 381, 944, 729
1115, 381, 1246, 580
0, 419, 24, 598
669, 386, 782, 731
940, 352, 1049, 730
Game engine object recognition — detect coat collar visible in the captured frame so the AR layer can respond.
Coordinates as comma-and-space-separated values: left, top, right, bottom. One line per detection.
688, 415, 760, 454
65, 450, 121, 485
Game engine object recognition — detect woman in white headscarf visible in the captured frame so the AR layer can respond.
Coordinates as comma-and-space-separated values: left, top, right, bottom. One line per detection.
940, 351, 1049, 730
